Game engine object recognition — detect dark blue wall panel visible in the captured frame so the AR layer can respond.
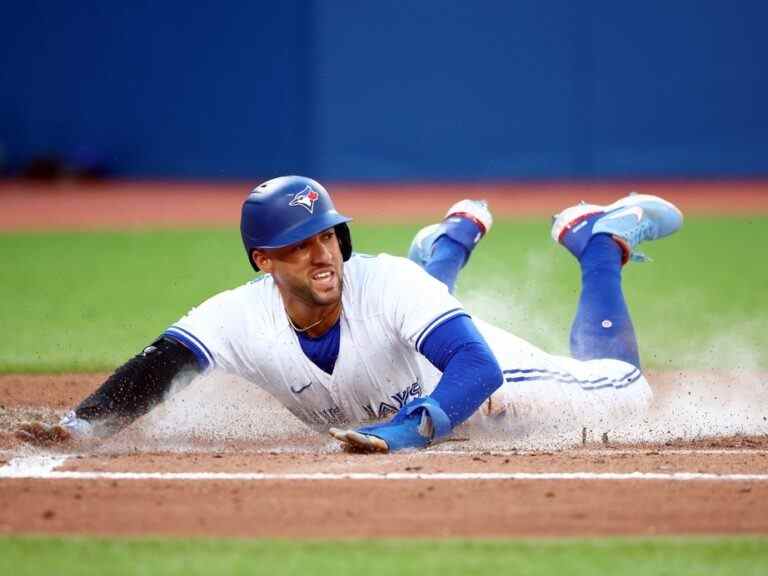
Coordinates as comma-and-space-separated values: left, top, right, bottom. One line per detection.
590, 1, 768, 176
0, 1, 312, 177
311, 1, 577, 179
2, 1, 767, 179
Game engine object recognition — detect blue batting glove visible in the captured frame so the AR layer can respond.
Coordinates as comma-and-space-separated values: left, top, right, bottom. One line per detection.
329, 397, 452, 452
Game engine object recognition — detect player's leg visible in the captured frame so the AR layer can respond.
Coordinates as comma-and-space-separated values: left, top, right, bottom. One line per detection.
407, 199, 493, 293
569, 232, 640, 367
551, 193, 683, 368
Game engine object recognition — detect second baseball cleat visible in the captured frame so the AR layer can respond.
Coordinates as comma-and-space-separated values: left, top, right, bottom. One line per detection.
551, 193, 683, 264
408, 199, 493, 266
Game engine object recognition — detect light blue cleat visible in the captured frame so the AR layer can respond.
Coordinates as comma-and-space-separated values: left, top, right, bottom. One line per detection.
408, 199, 493, 266
407, 223, 441, 267
551, 193, 684, 264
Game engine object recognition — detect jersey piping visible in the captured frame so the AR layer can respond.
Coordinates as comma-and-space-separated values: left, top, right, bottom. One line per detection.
163, 326, 214, 371
414, 307, 468, 352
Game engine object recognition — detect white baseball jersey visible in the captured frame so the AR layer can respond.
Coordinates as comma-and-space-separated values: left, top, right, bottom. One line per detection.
165, 253, 651, 433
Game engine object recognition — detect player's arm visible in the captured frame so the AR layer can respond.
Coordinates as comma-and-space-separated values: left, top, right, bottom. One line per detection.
16, 337, 202, 445
331, 315, 502, 452
420, 315, 502, 423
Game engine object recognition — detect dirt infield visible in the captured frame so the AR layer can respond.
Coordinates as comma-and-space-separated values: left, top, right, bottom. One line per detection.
2, 455, 768, 539
2, 179, 768, 538
2, 372, 768, 538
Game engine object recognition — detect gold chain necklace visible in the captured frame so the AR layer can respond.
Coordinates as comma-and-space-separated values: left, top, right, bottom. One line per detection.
286, 313, 324, 333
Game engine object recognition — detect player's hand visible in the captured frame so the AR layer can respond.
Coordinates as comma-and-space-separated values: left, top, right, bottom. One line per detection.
329, 428, 390, 453
329, 398, 452, 453
329, 415, 429, 453
16, 421, 72, 446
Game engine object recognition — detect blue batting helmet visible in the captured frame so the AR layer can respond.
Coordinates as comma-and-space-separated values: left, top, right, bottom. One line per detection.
241, 175, 353, 271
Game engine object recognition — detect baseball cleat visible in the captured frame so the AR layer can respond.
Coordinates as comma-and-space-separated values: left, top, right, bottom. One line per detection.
407, 223, 440, 267
444, 198, 493, 237
329, 427, 390, 453
407, 199, 493, 266
551, 193, 683, 264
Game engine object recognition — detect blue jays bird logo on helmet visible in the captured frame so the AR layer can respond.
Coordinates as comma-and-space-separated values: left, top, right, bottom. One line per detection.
289, 185, 320, 214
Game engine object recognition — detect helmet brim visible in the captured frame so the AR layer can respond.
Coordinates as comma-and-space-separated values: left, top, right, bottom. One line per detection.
247, 210, 352, 250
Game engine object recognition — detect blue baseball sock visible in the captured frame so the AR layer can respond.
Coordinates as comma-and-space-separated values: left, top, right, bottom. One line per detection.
423, 217, 484, 293
570, 234, 641, 368
424, 236, 467, 293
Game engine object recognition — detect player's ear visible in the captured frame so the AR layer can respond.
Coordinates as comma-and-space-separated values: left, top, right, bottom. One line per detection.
252, 250, 272, 272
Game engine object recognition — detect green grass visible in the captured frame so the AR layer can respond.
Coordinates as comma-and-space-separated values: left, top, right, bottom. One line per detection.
1, 217, 765, 372
2, 536, 768, 575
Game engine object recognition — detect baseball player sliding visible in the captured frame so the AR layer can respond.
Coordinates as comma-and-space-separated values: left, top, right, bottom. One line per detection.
18, 176, 682, 452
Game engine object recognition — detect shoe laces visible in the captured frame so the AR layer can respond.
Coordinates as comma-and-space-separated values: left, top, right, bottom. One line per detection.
629, 251, 652, 263
623, 220, 656, 262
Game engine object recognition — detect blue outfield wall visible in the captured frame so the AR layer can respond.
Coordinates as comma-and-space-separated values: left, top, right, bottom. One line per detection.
2, 1, 767, 180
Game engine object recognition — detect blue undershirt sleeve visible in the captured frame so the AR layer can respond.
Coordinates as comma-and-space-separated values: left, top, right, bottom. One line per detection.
420, 314, 503, 427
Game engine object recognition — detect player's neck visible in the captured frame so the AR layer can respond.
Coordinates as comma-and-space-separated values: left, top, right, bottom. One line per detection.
284, 300, 342, 337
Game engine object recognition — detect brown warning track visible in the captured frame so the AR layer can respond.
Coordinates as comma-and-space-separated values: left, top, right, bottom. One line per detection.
1, 178, 767, 231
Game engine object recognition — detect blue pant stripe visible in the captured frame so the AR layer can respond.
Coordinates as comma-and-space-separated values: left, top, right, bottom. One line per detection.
503, 367, 641, 390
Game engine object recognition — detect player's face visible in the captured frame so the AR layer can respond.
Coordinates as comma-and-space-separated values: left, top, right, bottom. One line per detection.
255, 228, 343, 307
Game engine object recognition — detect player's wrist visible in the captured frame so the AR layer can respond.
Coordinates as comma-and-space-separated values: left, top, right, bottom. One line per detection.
356, 417, 429, 451
357, 397, 453, 451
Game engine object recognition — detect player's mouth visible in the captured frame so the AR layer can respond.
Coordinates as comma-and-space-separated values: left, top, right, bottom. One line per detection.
310, 269, 337, 291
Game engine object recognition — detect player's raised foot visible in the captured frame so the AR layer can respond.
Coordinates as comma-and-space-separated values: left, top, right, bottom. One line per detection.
407, 199, 493, 266
444, 198, 493, 235
407, 223, 440, 267
550, 193, 683, 264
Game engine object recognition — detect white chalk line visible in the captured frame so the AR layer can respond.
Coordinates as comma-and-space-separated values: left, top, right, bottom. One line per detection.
428, 448, 768, 456
1, 455, 767, 482
3, 448, 768, 461
0, 454, 69, 476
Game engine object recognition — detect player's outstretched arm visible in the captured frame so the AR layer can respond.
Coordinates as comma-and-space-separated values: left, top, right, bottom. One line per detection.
16, 337, 201, 446
330, 315, 502, 453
